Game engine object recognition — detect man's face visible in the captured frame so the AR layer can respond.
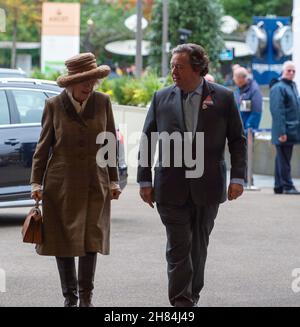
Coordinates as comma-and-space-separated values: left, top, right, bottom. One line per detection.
233, 73, 247, 88
170, 52, 200, 91
282, 64, 296, 81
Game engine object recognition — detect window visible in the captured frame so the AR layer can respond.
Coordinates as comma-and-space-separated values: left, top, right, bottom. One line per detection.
0, 91, 10, 125
46, 92, 59, 98
12, 90, 47, 124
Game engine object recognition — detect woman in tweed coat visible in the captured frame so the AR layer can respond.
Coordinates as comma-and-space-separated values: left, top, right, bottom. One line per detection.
31, 53, 121, 307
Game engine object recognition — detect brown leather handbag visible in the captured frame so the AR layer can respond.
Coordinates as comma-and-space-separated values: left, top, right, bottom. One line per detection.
22, 201, 43, 244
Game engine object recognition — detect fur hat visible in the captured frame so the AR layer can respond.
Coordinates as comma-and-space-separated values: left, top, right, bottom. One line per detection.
56, 52, 110, 87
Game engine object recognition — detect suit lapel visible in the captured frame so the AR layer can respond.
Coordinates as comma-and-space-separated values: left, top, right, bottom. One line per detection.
81, 92, 96, 121
60, 90, 92, 127
171, 85, 186, 132
195, 79, 216, 133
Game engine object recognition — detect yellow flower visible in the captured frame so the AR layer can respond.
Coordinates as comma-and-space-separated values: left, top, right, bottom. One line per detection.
105, 90, 114, 97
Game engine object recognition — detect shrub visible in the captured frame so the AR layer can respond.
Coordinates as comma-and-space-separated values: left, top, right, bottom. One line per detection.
30, 69, 61, 81
99, 73, 168, 106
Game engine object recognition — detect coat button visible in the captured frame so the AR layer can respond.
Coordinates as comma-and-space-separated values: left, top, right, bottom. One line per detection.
78, 154, 85, 160
78, 140, 85, 147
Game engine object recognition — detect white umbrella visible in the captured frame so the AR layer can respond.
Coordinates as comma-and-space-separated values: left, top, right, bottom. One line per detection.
221, 15, 239, 34
105, 40, 150, 56
124, 14, 148, 32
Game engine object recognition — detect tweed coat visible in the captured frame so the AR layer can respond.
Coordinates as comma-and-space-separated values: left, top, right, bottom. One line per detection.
30, 90, 119, 257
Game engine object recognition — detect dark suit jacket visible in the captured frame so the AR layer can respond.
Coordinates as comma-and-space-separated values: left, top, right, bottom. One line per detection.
137, 80, 247, 206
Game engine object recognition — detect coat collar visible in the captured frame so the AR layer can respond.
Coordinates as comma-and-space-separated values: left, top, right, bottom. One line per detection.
60, 90, 96, 126
170, 79, 216, 132
171, 79, 215, 102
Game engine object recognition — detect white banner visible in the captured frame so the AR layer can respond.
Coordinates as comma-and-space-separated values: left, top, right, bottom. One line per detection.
41, 2, 80, 74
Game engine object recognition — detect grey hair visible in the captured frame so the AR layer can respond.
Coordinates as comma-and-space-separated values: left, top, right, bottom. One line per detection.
233, 67, 249, 79
171, 43, 209, 76
282, 61, 295, 71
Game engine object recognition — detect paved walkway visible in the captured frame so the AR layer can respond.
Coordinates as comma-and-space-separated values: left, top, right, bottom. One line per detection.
1, 179, 300, 307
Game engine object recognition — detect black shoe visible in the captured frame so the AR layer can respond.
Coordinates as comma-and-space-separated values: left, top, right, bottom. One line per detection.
283, 188, 300, 195
274, 187, 283, 194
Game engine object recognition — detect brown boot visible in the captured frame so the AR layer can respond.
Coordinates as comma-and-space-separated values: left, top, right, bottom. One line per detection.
56, 257, 78, 307
78, 252, 97, 307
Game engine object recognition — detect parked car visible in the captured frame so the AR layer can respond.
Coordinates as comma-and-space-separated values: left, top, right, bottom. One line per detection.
0, 68, 27, 78
0, 78, 127, 208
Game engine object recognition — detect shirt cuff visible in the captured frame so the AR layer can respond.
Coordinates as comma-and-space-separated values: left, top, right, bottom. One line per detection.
110, 181, 121, 190
31, 183, 42, 193
139, 182, 152, 188
230, 178, 244, 186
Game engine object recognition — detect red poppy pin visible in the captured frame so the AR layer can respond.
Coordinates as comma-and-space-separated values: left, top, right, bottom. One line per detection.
202, 95, 214, 110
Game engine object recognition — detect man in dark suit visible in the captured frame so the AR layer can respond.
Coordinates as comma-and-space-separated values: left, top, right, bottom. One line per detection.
137, 44, 246, 307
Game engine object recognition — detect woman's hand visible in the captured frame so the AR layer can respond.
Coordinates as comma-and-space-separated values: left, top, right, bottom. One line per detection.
31, 190, 43, 202
110, 188, 121, 200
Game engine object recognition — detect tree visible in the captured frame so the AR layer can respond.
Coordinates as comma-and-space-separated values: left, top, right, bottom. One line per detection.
79, 0, 135, 63
220, 0, 293, 25
148, 0, 224, 76
0, 0, 44, 68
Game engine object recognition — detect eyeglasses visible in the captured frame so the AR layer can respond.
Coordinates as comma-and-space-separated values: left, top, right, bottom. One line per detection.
287, 69, 296, 73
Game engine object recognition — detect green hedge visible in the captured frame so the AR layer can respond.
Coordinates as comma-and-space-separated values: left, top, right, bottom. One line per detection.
30, 69, 171, 107
30, 69, 61, 82
99, 74, 172, 107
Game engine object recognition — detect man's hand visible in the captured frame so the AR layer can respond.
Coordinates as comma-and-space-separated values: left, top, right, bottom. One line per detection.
139, 187, 155, 208
278, 134, 287, 143
228, 183, 243, 201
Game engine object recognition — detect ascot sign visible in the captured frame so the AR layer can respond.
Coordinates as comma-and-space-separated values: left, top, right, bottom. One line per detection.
41, 2, 80, 74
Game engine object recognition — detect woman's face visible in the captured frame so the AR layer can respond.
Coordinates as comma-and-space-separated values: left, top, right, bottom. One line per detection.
72, 79, 97, 103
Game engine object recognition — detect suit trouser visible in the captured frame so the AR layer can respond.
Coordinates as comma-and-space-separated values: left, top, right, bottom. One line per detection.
274, 144, 294, 190
157, 197, 219, 307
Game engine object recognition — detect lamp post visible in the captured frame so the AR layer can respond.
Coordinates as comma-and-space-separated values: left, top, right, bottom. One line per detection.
135, 0, 143, 78
178, 28, 192, 44
162, 0, 169, 78
83, 18, 94, 53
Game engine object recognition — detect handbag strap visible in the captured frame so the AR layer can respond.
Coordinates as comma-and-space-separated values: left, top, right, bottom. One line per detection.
33, 200, 42, 222
35, 199, 40, 209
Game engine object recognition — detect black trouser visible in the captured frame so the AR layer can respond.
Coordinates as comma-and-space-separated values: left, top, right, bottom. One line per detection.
157, 198, 219, 307
274, 144, 294, 191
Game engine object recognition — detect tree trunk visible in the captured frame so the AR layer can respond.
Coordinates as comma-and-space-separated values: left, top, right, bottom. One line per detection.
11, 17, 17, 69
